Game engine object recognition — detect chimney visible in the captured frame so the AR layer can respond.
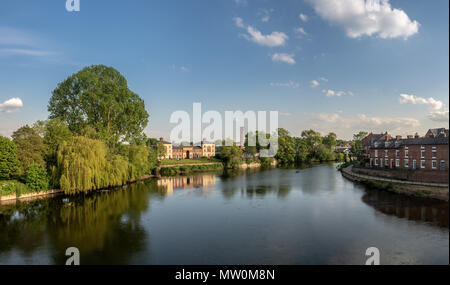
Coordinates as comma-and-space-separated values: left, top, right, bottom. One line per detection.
396, 135, 402, 140
407, 135, 413, 139
159, 137, 163, 142
414, 132, 419, 139
439, 131, 446, 138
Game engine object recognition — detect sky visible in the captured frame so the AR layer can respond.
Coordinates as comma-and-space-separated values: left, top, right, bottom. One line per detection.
0, 0, 448, 140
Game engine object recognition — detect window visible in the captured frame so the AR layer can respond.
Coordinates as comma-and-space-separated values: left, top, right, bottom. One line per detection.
432, 147, 437, 159
385, 159, 389, 167
432, 160, 437, 169
396, 159, 400, 167
375, 150, 378, 157
413, 160, 417, 169
404, 159, 409, 168
441, 160, 446, 171
396, 150, 399, 157
421, 160, 425, 169
380, 159, 383, 167
405, 147, 409, 158
375, 158, 378, 166
385, 150, 388, 158
421, 149, 425, 159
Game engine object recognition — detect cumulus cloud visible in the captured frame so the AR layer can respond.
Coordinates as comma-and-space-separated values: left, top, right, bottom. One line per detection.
0, 97, 23, 113
270, 81, 300, 88
428, 110, 449, 122
299, 13, 309, 22
271, 53, 296, 65
399, 94, 444, 110
234, 17, 288, 47
314, 112, 421, 138
233, 0, 247, 7
306, 0, 420, 39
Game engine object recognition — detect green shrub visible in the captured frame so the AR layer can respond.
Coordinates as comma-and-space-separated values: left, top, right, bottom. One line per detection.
24, 163, 49, 191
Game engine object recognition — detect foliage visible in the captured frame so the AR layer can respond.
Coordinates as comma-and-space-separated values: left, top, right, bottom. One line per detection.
56, 136, 132, 194
0, 136, 19, 179
48, 65, 149, 146
128, 144, 151, 178
159, 164, 223, 176
43, 118, 73, 169
11, 125, 45, 172
351, 131, 368, 159
216, 143, 244, 169
0, 180, 29, 197
24, 163, 49, 191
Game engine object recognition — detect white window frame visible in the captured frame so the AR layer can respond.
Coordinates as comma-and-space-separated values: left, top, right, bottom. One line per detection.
421, 160, 426, 169
396, 159, 400, 167
395, 150, 399, 158
432, 160, 437, 169
404, 159, 409, 168
375, 150, 378, 157
385, 150, 388, 158
405, 147, 409, 158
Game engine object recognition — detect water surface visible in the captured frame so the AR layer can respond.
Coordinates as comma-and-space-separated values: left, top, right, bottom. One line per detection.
0, 164, 448, 265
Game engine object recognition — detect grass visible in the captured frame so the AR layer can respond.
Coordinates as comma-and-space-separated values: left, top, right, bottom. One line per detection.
361, 179, 398, 192
159, 163, 223, 176
160, 158, 220, 166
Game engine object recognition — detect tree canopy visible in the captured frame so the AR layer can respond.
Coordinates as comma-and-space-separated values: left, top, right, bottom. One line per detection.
11, 125, 45, 172
48, 65, 149, 145
0, 136, 19, 179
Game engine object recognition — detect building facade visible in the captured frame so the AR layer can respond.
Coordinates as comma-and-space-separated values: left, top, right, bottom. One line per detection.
158, 138, 215, 160
364, 129, 449, 173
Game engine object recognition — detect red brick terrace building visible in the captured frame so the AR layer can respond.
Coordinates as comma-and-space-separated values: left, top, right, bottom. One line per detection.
362, 128, 449, 183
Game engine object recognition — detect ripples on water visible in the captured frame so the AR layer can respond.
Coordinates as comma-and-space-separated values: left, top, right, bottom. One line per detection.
0, 164, 448, 265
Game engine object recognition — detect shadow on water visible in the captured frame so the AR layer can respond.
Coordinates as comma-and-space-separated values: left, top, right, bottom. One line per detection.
361, 188, 449, 228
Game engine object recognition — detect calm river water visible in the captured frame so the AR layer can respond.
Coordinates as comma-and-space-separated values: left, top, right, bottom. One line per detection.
0, 164, 448, 265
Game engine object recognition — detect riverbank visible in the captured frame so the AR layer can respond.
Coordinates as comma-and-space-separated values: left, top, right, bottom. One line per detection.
341, 165, 449, 201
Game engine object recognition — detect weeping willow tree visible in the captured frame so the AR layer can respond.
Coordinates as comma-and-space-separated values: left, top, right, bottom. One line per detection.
56, 136, 132, 194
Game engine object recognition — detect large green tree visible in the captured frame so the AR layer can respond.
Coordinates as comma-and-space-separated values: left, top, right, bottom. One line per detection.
351, 131, 369, 159
12, 125, 45, 172
0, 136, 19, 179
48, 65, 149, 146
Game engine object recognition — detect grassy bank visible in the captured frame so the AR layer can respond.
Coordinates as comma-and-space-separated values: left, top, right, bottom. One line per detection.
0, 180, 41, 198
159, 163, 223, 176
160, 158, 221, 166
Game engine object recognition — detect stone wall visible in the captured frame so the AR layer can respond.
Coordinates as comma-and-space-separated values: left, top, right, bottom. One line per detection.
353, 166, 449, 183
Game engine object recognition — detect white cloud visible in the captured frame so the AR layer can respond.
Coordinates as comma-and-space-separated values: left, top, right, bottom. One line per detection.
280, 112, 292, 117
428, 110, 449, 122
233, 17, 245, 28
311, 80, 320, 87
314, 112, 421, 138
399, 94, 444, 110
299, 13, 309, 22
0, 48, 53, 57
324, 89, 345, 97
259, 8, 274, 23
0, 97, 23, 113
306, 0, 419, 39
271, 53, 296, 65
270, 81, 300, 88
180, 66, 189, 72
234, 18, 288, 47
294, 27, 308, 36
311, 77, 328, 88
233, 0, 248, 7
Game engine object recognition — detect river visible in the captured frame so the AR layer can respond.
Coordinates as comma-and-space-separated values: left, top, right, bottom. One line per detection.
0, 164, 448, 265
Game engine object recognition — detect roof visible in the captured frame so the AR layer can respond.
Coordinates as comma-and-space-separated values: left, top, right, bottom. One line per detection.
372, 137, 448, 149
428, 128, 449, 137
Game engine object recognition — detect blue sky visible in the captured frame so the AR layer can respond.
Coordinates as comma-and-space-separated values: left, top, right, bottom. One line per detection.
0, 0, 448, 140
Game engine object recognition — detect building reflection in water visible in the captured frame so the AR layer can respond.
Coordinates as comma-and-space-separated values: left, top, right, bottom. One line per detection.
157, 174, 216, 196
361, 189, 449, 228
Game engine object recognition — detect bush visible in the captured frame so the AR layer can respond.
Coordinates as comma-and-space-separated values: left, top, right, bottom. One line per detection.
24, 163, 49, 191
0, 180, 29, 197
